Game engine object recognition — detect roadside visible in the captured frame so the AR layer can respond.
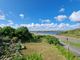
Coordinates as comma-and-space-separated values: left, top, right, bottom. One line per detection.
54, 35, 80, 57
21, 43, 66, 60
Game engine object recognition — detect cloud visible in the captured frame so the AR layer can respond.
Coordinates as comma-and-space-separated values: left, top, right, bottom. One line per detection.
0, 10, 5, 20
18, 23, 80, 31
8, 20, 14, 25
0, 24, 6, 27
19, 14, 24, 19
0, 23, 79, 31
69, 10, 80, 22
70, 23, 80, 29
26, 23, 80, 31
59, 8, 65, 12
20, 23, 57, 31
0, 15, 5, 20
58, 23, 69, 28
41, 19, 51, 23
54, 15, 67, 21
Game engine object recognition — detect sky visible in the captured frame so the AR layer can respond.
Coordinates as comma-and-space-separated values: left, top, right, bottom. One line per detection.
0, 0, 80, 31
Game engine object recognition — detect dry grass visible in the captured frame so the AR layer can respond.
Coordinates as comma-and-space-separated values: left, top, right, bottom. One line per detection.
21, 43, 66, 60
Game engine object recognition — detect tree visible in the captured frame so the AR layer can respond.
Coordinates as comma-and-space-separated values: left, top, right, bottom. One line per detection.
0, 26, 15, 38
15, 26, 33, 42
0, 27, 2, 36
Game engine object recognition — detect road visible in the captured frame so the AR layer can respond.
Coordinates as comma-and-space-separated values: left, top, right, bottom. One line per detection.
54, 35, 80, 57
54, 35, 80, 43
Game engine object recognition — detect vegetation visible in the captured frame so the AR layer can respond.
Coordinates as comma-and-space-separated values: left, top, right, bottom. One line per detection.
0, 26, 33, 60
61, 39, 80, 48
69, 42, 80, 48
0, 26, 15, 37
12, 53, 43, 60
22, 43, 66, 60
15, 27, 33, 42
31, 34, 60, 45
0, 26, 33, 43
0, 26, 60, 60
45, 35, 60, 45
26, 53, 43, 60
0, 26, 78, 60
60, 28, 80, 38
57, 45, 80, 60
31, 34, 43, 42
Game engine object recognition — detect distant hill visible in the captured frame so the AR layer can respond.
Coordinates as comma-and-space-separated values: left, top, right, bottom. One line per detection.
30, 31, 61, 35
60, 28, 80, 38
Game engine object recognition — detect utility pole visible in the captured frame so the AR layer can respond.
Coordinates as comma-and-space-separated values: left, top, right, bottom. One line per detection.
67, 37, 69, 60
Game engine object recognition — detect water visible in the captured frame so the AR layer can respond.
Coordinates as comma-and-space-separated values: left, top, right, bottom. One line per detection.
30, 31, 60, 35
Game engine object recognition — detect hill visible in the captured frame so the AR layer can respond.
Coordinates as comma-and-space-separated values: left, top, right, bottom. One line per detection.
60, 28, 80, 38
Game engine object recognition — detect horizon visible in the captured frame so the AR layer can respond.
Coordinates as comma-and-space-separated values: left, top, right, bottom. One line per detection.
0, 0, 80, 31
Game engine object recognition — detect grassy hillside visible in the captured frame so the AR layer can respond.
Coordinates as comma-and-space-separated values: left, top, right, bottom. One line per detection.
60, 28, 80, 38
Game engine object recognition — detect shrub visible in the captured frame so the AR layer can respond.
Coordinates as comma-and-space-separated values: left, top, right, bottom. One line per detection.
11, 37, 18, 43
2, 36, 11, 42
15, 26, 33, 43
0, 26, 15, 37
0, 26, 34, 43
32, 34, 42, 42
46, 36, 60, 45
12, 55, 26, 60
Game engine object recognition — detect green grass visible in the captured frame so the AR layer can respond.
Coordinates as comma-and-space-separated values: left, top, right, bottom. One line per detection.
69, 42, 80, 48
60, 34, 80, 39
60, 28, 80, 38
26, 53, 43, 60
61, 40, 80, 48
57, 45, 80, 60
12, 53, 43, 60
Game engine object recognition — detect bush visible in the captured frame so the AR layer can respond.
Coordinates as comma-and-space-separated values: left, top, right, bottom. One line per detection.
0, 26, 15, 37
11, 37, 18, 43
0, 26, 35, 60
32, 34, 42, 42
12, 55, 26, 60
0, 26, 34, 43
46, 36, 60, 45
15, 26, 33, 43
2, 36, 11, 42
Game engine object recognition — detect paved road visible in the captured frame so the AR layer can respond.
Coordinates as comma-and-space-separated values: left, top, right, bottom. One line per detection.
54, 35, 80, 43
54, 35, 80, 57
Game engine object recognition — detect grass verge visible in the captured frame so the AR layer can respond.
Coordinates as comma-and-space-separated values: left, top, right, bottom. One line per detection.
61, 40, 80, 48
57, 45, 80, 60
